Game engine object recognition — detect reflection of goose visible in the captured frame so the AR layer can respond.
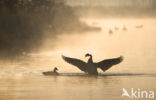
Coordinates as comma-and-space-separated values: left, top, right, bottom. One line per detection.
42, 67, 59, 75
62, 53, 123, 75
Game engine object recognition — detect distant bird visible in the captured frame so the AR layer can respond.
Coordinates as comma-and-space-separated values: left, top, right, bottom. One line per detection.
136, 25, 143, 28
122, 26, 127, 31
42, 67, 59, 75
109, 29, 113, 35
62, 53, 123, 75
114, 26, 119, 30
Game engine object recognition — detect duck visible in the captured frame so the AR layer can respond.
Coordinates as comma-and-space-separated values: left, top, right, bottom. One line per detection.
42, 67, 59, 75
62, 53, 123, 75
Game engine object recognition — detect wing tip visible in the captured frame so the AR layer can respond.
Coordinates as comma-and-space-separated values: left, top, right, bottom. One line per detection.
61, 55, 66, 60
119, 56, 124, 62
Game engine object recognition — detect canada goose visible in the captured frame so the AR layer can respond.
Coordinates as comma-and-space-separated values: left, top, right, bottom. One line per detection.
123, 26, 127, 31
42, 67, 59, 75
109, 29, 113, 35
136, 25, 143, 28
62, 53, 123, 75
114, 26, 119, 30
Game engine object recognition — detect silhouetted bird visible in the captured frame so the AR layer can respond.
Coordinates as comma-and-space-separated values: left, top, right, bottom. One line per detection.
42, 67, 59, 75
123, 26, 127, 31
62, 53, 123, 75
109, 29, 113, 35
136, 25, 143, 28
114, 26, 119, 30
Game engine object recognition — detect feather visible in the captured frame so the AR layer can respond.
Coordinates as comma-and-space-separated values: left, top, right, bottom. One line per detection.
96, 56, 123, 72
62, 55, 87, 72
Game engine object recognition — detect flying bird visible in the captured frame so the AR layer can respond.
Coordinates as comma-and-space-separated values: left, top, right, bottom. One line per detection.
62, 53, 123, 75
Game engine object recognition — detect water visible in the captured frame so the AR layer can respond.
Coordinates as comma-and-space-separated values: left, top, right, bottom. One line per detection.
0, 18, 156, 100
0, 73, 156, 100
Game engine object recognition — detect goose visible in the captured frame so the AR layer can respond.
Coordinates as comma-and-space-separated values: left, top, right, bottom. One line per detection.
136, 25, 143, 28
108, 29, 113, 35
42, 67, 59, 75
123, 25, 127, 31
114, 26, 119, 30
62, 53, 123, 75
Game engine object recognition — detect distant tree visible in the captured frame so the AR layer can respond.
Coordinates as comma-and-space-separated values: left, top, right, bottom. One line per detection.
152, 0, 156, 8
0, 0, 86, 59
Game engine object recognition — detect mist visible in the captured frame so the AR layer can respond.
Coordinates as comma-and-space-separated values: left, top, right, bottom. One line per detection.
0, 0, 156, 74
66, 0, 156, 18
1, 0, 155, 60
0, 0, 98, 59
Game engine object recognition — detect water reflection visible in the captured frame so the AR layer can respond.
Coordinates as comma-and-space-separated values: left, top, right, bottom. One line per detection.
0, 72, 156, 100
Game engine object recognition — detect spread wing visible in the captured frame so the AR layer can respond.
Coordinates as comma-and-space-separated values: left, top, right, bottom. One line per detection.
96, 56, 123, 72
62, 55, 87, 72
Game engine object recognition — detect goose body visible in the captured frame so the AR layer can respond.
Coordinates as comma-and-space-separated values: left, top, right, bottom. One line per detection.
62, 53, 123, 75
85, 54, 98, 75
86, 63, 98, 75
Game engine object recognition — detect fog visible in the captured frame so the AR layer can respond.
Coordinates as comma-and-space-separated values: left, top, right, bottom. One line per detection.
0, 0, 94, 59
0, 0, 156, 76
67, 0, 156, 18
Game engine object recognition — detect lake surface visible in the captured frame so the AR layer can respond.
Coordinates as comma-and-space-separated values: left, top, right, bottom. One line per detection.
0, 18, 156, 100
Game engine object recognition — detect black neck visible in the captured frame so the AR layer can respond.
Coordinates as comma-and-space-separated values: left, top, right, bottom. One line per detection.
54, 69, 57, 72
88, 55, 93, 63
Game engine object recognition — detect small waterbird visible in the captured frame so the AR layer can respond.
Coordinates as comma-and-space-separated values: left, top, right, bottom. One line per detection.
42, 67, 59, 75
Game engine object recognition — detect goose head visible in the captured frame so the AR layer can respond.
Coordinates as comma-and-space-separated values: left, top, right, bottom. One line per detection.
54, 67, 58, 72
85, 53, 93, 63
85, 53, 92, 57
